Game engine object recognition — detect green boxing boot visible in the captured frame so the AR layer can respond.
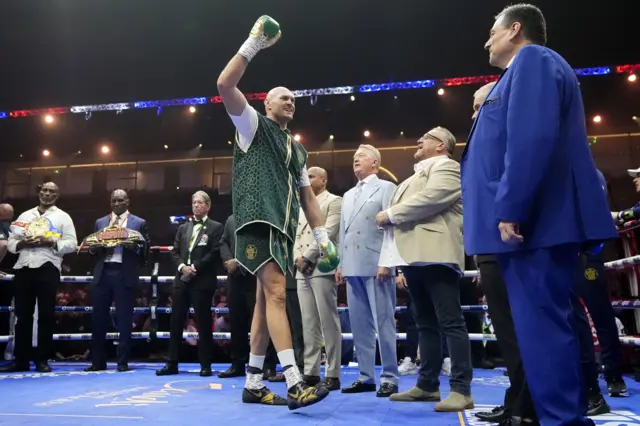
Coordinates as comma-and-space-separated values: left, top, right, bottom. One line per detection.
317, 241, 340, 273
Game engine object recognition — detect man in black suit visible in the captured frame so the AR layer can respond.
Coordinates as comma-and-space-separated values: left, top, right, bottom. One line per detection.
85, 189, 150, 372
218, 214, 277, 379
156, 190, 224, 377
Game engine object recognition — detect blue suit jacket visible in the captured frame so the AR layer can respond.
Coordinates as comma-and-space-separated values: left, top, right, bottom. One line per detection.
91, 214, 150, 287
338, 174, 396, 277
461, 45, 617, 255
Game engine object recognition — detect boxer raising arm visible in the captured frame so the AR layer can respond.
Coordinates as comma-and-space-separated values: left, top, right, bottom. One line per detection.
216, 16, 335, 410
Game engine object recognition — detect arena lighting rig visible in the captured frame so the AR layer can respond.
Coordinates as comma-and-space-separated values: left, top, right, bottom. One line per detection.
0, 64, 637, 120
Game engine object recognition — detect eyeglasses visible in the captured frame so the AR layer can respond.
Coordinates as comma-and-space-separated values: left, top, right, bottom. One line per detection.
419, 133, 445, 144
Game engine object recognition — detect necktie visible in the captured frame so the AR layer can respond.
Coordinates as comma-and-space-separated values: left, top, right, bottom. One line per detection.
354, 181, 364, 201
106, 216, 120, 260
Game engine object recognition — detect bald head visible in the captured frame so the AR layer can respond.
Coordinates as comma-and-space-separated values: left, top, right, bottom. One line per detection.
472, 82, 497, 120
38, 182, 59, 207
110, 189, 130, 216
264, 86, 295, 127
308, 166, 328, 195
0, 203, 13, 221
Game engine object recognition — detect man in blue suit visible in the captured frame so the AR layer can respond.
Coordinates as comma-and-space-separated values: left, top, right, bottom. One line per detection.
461, 4, 617, 426
336, 144, 399, 398
85, 189, 149, 372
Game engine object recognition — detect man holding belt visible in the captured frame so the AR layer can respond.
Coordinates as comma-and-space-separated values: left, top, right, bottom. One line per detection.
85, 189, 149, 372
217, 15, 336, 409
461, 4, 617, 426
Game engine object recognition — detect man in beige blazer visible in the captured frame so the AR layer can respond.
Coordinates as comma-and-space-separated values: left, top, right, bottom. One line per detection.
375, 126, 473, 412
294, 167, 343, 391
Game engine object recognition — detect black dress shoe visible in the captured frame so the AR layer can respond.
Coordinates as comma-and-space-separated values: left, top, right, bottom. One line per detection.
376, 383, 398, 397
200, 367, 213, 377
117, 363, 130, 372
35, 362, 52, 373
263, 367, 277, 381
318, 377, 340, 391
218, 365, 246, 378
268, 373, 285, 382
84, 364, 107, 372
341, 380, 377, 394
303, 375, 321, 386
0, 362, 30, 373
476, 406, 510, 423
156, 364, 179, 376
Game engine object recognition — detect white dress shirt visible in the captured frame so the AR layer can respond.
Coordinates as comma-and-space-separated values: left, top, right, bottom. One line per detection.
229, 104, 310, 188
105, 210, 129, 264
378, 156, 460, 273
8, 206, 77, 272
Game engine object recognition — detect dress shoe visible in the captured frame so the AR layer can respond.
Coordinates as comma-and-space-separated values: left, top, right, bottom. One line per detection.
117, 363, 130, 372
84, 364, 107, 372
268, 373, 285, 382
474, 359, 495, 369
376, 383, 398, 397
303, 375, 321, 386
587, 389, 611, 416
200, 367, 213, 377
498, 417, 539, 426
156, 363, 179, 376
341, 380, 376, 394
263, 367, 277, 381
476, 405, 511, 422
218, 365, 246, 378
605, 375, 628, 397
35, 362, 52, 373
0, 362, 30, 373
318, 377, 340, 391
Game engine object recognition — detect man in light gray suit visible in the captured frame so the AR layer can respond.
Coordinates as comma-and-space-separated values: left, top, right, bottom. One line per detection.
294, 167, 343, 391
336, 144, 399, 398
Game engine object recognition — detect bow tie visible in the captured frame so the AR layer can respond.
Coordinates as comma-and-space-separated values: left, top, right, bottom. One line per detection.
193, 219, 204, 225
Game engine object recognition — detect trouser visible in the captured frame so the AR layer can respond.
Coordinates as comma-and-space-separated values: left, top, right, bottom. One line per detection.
460, 278, 486, 365
498, 244, 593, 426
91, 264, 134, 366
574, 252, 623, 377
297, 275, 342, 378
346, 275, 399, 385
13, 262, 59, 365
168, 280, 214, 368
478, 259, 535, 418
404, 265, 472, 395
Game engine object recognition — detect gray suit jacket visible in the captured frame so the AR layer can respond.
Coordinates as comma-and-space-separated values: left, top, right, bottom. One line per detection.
338, 174, 397, 277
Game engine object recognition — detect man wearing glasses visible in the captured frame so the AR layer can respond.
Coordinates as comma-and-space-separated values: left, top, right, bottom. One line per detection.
376, 127, 473, 411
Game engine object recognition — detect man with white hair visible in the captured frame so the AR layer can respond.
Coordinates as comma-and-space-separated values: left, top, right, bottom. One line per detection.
376, 127, 473, 411
217, 16, 335, 409
336, 144, 399, 398
156, 190, 223, 377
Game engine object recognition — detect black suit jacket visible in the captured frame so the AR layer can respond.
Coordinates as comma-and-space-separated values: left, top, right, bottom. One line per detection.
171, 217, 224, 288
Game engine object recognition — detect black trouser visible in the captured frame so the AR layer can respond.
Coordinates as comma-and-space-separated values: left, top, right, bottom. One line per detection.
13, 262, 59, 365
398, 297, 419, 361
574, 253, 622, 377
227, 272, 277, 370
169, 280, 214, 368
571, 290, 600, 394
91, 264, 134, 366
286, 286, 304, 369
478, 259, 535, 418
460, 278, 486, 365
404, 265, 472, 395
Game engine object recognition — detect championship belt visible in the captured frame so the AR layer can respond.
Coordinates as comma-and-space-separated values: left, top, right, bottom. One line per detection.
11, 216, 62, 239
79, 225, 146, 253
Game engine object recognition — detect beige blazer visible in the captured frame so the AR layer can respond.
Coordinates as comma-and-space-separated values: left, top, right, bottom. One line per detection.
294, 190, 343, 278
387, 157, 464, 270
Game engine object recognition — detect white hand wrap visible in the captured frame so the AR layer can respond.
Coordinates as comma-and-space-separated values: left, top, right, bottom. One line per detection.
238, 37, 263, 62
312, 226, 329, 247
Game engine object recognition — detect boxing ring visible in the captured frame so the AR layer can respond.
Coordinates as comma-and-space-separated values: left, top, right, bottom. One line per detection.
0, 244, 639, 425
